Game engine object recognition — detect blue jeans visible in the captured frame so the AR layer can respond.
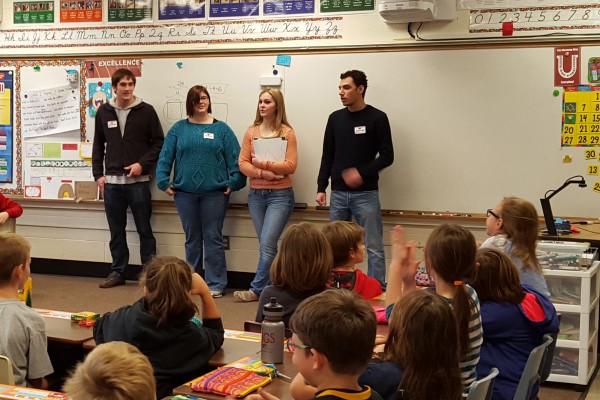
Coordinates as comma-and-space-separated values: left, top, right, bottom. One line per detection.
103, 182, 156, 276
248, 188, 295, 295
174, 190, 229, 291
329, 190, 386, 288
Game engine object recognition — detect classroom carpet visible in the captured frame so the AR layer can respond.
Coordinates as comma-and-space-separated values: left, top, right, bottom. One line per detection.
31, 273, 595, 400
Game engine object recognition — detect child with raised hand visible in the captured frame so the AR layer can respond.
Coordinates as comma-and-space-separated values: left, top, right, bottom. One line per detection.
472, 248, 559, 400
250, 289, 381, 400
321, 221, 382, 299
385, 224, 482, 395
255, 222, 333, 327
63, 341, 156, 400
481, 196, 549, 296
0, 233, 53, 389
93, 256, 225, 399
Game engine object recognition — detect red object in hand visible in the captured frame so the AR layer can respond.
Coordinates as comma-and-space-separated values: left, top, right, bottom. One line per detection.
502, 22, 514, 36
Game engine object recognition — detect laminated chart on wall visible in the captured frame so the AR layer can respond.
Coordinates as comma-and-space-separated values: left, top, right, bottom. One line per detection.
562, 85, 600, 147
0, 71, 14, 183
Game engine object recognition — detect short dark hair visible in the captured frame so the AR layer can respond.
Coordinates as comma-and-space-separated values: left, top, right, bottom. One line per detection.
340, 70, 368, 97
111, 68, 136, 88
290, 289, 376, 375
0, 233, 30, 283
473, 248, 526, 304
186, 85, 212, 117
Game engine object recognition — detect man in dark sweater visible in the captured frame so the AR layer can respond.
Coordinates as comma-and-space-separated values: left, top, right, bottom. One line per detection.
316, 70, 394, 289
92, 68, 164, 288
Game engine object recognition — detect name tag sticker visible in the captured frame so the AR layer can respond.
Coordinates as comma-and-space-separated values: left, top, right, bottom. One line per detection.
354, 126, 366, 134
204, 132, 214, 139
107, 120, 118, 128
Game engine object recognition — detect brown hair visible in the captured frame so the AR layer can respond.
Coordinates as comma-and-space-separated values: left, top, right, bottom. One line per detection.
321, 221, 364, 268
0, 233, 31, 283
252, 88, 292, 133
385, 291, 463, 400
270, 222, 333, 293
63, 341, 156, 400
289, 289, 376, 375
140, 256, 198, 327
111, 68, 136, 88
499, 196, 541, 272
425, 224, 477, 358
186, 85, 212, 116
473, 248, 526, 304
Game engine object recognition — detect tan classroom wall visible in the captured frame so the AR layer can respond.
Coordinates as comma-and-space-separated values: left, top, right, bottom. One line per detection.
12, 198, 489, 277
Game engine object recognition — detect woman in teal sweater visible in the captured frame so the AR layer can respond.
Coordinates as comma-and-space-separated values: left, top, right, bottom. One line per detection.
156, 85, 246, 297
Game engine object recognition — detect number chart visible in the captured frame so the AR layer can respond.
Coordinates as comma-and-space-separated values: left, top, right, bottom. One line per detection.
562, 86, 600, 147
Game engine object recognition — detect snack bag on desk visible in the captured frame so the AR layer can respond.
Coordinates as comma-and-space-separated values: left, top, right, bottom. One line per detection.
189, 357, 273, 397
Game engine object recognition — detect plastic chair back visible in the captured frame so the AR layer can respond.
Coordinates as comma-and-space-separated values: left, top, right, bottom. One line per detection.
540, 314, 561, 383
0, 355, 15, 385
513, 335, 554, 400
466, 367, 499, 400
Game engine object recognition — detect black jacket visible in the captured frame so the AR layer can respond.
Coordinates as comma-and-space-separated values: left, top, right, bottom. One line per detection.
92, 101, 164, 180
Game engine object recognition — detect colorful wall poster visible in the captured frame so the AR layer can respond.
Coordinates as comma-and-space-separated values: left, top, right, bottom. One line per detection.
562, 85, 600, 147
159, 0, 206, 20
320, 0, 373, 13
209, 0, 259, 18
0, 71, 14, 183
263, 0, 314, 16
13, 1, 55, 24
88, 81, 113, 117
108, 0, 153, 22
60, 0, 103, 23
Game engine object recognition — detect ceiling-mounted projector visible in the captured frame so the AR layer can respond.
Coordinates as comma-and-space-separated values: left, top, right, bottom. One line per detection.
379, 0, 457, 24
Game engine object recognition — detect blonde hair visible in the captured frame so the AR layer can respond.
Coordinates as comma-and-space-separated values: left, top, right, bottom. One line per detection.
63, 342, 156, 400
321, 221, 364, 268
0, 233, 31, 283
270, 222, 333, 293
253, 88, 292, 134
499, 196, 541, 271
140, 256, 198, 327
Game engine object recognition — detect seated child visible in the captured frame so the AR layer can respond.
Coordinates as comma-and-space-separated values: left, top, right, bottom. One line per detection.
472, 248, 559, 400
93, 256, 225, 399
322, 221, 382, 299
255, 222, 333, 327
0, 233, 53, 388
249, 289, 381, 400
63, 341, 156, 400
0, 193, 23, 226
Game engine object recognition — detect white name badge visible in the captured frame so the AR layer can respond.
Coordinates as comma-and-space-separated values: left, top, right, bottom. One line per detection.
204, 132, 214, 139
354, 126, 366, 134
108, 120, 118, 128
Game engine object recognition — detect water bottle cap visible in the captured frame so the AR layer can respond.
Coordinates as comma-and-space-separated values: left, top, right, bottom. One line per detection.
263, 296, 284, 316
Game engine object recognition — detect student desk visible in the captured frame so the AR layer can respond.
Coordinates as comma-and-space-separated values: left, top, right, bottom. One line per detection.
0, 384, 67, 399
42, 316, 94, 345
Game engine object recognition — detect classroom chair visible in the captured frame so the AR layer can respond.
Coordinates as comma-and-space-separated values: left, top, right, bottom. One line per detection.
466, 367, 499, 400
539, 314, 561, 383
0, 355, 15, 385
243, 320, 293, 339
512, 335, 554, 400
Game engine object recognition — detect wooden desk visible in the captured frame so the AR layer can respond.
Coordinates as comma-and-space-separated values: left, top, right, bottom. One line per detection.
541, 228, 600, 248
42, 316, 94, 345
173, 351, 297, 400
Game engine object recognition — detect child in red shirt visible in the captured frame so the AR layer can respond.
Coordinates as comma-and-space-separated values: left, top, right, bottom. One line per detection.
322, 221, 382, 299
0, 193, 23, 226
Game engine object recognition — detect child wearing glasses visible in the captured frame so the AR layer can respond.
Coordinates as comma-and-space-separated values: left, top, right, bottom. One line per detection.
322, 221, 382, 299
93, 256, 225, 399
255, 222, 333, 327
385, 224, 482, 395
249, 289, 381, 400
290, 290, 463, 400
481, 196, 549, 296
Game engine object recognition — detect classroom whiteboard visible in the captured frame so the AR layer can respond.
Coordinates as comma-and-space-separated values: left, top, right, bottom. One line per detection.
83, 46, 600, 217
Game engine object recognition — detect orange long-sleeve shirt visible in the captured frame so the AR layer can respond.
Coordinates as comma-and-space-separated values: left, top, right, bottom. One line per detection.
239, 124, 298, 190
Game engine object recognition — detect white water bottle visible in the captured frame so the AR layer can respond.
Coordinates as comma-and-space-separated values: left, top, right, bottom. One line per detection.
261, 297, 285, 364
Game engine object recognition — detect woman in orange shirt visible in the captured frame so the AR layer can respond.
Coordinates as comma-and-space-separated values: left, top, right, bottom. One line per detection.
234, 88, 298, 302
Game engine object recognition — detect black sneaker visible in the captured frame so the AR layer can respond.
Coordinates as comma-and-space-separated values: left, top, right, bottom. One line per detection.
99, 272, 126, 288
